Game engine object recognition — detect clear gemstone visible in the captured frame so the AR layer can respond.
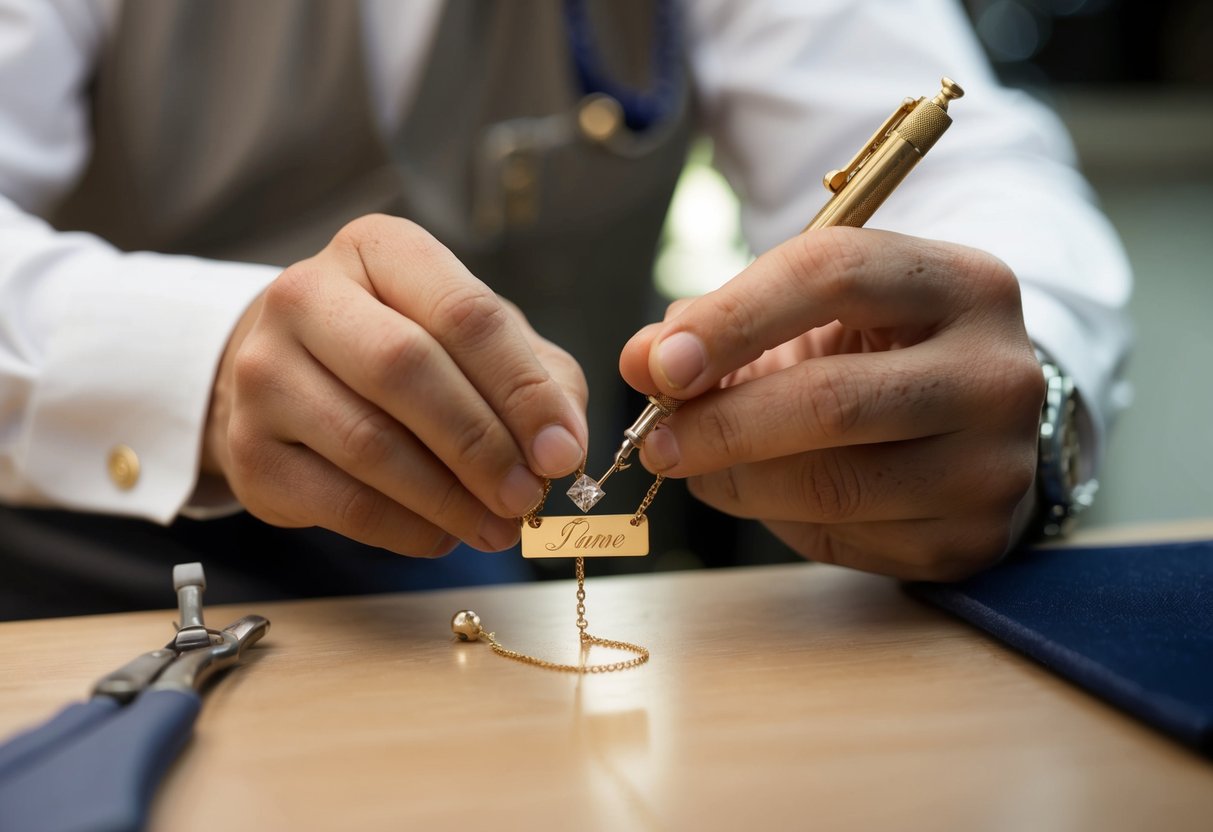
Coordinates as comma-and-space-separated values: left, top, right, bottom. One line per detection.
566, 474, 606, 513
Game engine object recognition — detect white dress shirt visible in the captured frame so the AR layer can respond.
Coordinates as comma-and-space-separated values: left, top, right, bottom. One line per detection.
0, 0, 1132, 523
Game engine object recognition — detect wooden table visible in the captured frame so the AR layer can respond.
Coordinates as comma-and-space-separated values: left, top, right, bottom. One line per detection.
2, 521, 1212, 831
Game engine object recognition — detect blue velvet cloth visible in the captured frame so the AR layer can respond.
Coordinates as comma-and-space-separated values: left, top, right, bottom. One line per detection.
908, 538, 1213, 755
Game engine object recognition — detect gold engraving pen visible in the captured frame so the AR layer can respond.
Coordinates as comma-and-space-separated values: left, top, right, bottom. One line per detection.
806, 76, 963, 230
577, 78, 964, 509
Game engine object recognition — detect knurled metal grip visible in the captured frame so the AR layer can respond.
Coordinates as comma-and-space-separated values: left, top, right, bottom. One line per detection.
894, 100, 952, 155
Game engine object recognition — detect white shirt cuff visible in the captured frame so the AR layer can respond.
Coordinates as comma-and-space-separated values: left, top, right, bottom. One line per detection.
23, 247, 278, 523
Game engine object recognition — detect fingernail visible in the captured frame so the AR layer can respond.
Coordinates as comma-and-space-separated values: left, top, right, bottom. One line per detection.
478, 512, 520, 551
531, 424, 584, 477
643, 427, 681, 472
428, 533, 460, 558
656, 331, 706, 390
500, 464, 545, 517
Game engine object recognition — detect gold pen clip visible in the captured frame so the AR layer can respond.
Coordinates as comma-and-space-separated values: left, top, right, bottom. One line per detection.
823, 97, 916, 193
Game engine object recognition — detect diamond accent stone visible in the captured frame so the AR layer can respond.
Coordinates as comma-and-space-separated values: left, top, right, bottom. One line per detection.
566, 474, 606, 513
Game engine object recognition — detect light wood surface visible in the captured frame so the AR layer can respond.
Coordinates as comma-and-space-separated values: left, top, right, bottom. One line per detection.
2, 522, 1212, 831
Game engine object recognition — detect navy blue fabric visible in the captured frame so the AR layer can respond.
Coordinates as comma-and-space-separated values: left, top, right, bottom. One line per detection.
908, 538, 1213, 755
0, 698, 119, 783
0, 689, 201, 832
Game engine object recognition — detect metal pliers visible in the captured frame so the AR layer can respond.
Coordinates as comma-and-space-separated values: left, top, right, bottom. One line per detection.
0, 563, 269, 832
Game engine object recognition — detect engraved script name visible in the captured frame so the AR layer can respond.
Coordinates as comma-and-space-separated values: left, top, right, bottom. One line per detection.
546, 517, 628, 552
521, 514, 649, 558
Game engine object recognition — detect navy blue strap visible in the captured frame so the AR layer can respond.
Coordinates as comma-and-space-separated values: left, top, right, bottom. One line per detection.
564, 0, 681, 132
0, 689, 201, 832
0, 698, 120, 782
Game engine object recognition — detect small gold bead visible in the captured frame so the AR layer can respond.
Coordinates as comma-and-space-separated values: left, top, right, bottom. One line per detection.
451, 610, 482, 641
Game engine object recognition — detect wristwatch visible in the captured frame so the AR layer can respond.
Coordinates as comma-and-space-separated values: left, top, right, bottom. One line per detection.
1035, 353, 1099, 538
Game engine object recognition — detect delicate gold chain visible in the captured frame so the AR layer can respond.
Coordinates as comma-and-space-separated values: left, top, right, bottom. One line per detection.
474, 555, 649, 673
631, 475, 665, 525
460, 462, 651, 673
521, 477, 552, 528
575, 554, 588, 635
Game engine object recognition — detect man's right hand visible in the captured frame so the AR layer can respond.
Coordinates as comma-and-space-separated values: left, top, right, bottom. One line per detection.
200, 214, 588, 556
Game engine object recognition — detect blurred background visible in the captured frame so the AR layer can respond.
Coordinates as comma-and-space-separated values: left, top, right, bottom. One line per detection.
654, 0, 1213, 560
958, 0, 1213, 530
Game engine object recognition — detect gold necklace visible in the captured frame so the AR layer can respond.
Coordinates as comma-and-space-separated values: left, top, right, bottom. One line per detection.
450, 396, 683, 673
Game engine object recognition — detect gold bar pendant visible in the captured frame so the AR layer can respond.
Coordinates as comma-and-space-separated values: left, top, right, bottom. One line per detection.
521, 515, 649, 558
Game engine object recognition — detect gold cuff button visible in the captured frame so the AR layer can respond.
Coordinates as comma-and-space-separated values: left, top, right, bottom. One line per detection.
107, 444, 140, 490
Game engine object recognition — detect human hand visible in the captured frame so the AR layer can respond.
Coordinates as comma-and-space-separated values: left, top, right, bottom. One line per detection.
202, 215, 588, 555
619, 227, 1044, 581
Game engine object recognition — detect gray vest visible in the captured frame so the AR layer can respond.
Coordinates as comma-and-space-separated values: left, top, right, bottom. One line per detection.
53, 0, 694, 518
